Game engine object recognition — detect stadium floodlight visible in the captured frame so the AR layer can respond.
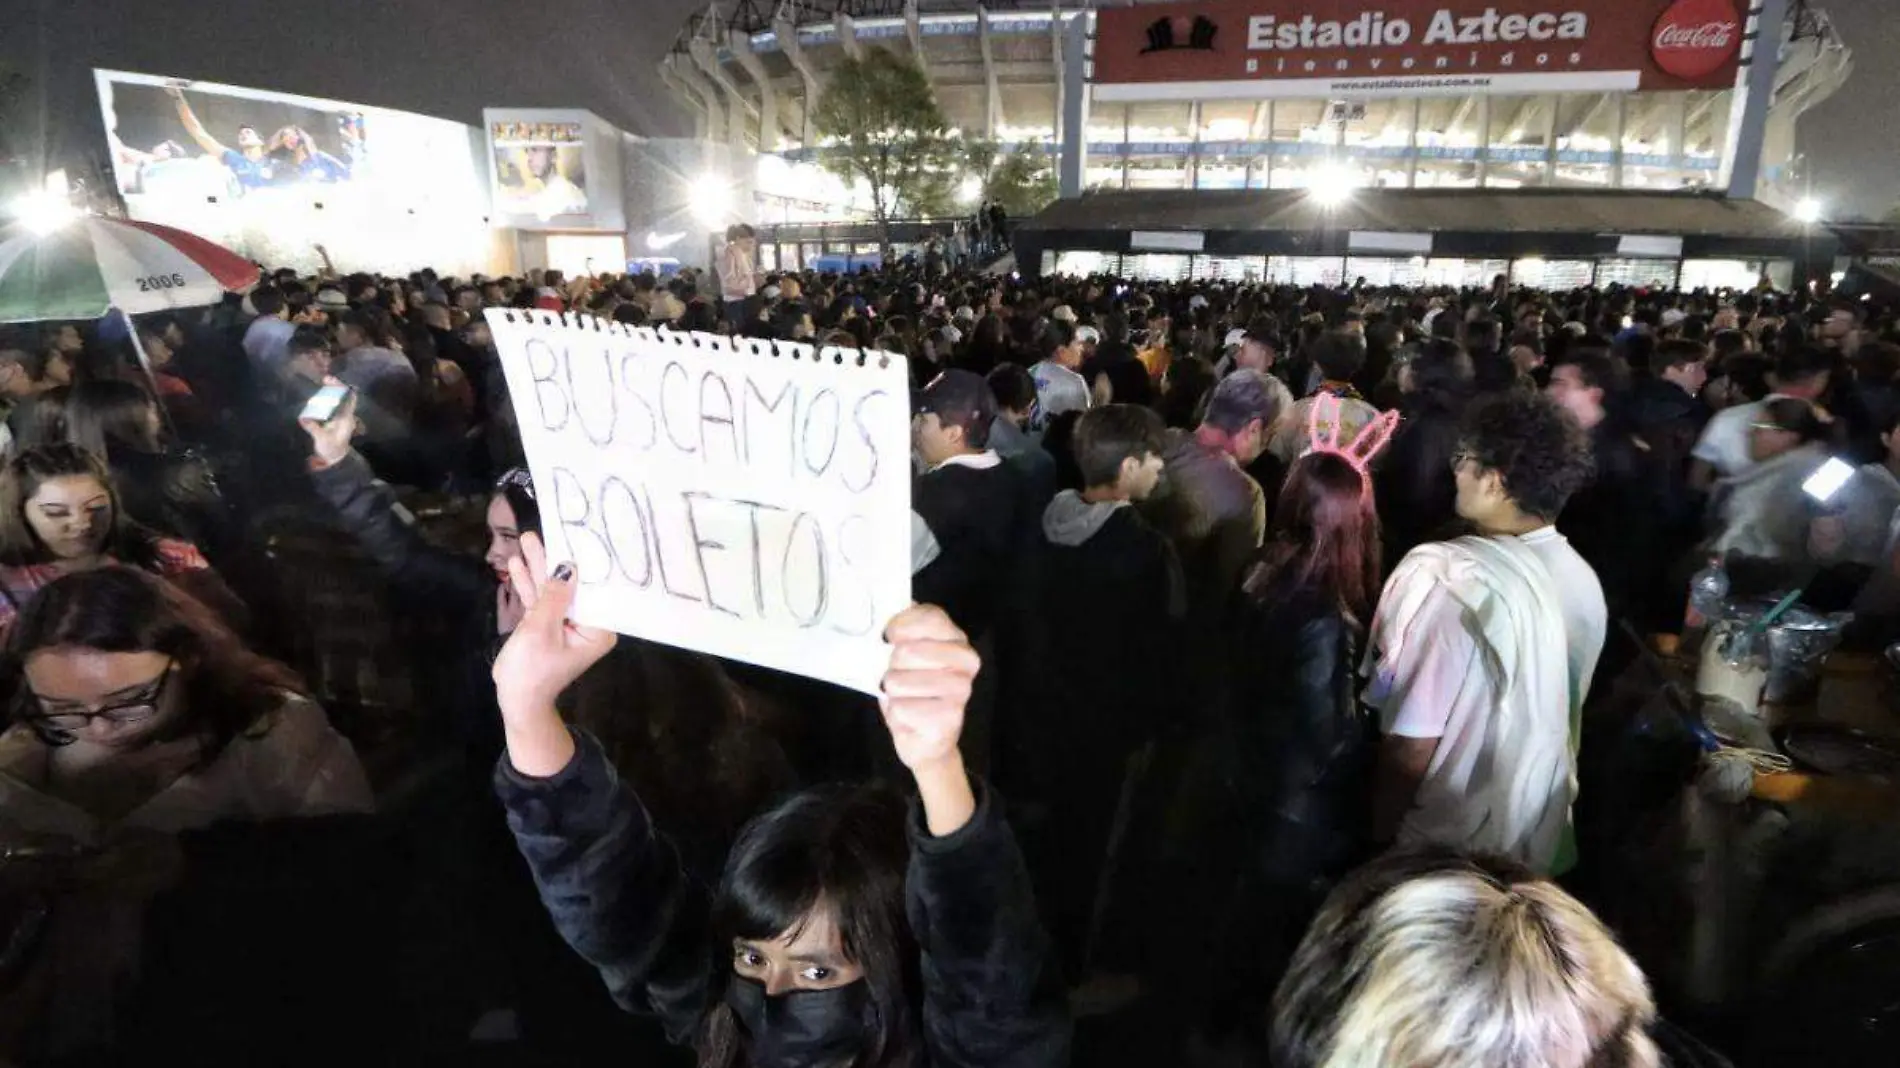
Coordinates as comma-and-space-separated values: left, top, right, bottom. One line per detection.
1794, 198, 1825, 224
8, 190, 79, 235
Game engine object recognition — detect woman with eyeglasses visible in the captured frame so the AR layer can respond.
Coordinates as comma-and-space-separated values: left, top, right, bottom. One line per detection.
0, 566, 370, 1058
0, 444, 245, 636
0, 565, 369, 835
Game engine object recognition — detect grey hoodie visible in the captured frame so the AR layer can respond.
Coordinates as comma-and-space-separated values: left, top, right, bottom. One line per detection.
1042, 489, 1128, 547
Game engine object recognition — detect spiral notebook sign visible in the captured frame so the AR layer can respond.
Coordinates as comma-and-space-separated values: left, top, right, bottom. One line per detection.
487, 310, 912, 695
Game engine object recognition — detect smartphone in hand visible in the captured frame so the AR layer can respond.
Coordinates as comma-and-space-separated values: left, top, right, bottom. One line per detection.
299, 383, 352, 424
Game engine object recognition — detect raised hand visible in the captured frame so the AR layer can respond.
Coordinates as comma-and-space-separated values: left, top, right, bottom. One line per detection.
881, 604, 980, 835
492, 533, 615, 777
298, 376, 357, 466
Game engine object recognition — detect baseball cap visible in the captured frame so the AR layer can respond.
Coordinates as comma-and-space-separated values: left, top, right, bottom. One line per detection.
1075, 325, 1101, 345
315, 287, 350, 311
1189, 294, 1209, 311
1051, 304, 1078, 324
953, 305, 977, 324
762, 284, 782, 300
1223, 327, 1248, 350
1661, 308, 1688, 328
915, 369, 997, 438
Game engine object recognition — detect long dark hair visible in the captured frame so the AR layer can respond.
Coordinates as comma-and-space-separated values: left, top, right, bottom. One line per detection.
5, 565, 304, 766
1244, 451, 1383, 627
699, 784, 921, 1068
63, 378, 162, 457
0, 444, 164, 571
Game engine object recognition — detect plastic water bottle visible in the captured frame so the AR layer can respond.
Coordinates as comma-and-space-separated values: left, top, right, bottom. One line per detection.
1684, 555, 1730, 651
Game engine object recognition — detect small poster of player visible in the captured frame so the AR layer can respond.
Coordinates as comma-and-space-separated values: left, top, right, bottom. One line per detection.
491, 121, 588, 218
99, 74, 363, 200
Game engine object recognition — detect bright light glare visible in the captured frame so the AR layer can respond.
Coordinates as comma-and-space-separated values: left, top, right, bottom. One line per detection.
958, 175, 983, 204
9, 191, 79, 235
646, 231, 686, 251
1794, 198, 1824, 224
692, 175, 731, 228
1309, 163, 1358, 208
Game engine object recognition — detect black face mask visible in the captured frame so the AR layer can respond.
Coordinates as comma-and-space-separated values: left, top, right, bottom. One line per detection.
724, 976, 872, 1068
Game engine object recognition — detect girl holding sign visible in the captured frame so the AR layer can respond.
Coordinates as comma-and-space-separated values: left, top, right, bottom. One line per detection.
490, 533, 1070, 1068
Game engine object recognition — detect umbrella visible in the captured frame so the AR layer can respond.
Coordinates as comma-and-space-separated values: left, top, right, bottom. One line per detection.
0, 215, 259, 325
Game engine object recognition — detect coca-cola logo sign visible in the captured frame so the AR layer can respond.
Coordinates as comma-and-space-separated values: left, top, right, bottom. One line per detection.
1651, 0, 1742, 79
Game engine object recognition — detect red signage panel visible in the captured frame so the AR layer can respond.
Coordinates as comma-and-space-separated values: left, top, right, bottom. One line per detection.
1092, 0, 1744, 100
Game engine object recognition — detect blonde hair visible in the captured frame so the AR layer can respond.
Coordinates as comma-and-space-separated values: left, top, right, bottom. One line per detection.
1272, 848, 1659, 1068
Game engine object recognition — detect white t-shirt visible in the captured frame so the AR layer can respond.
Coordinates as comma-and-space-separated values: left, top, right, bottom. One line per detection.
1365, 527, 1605, 871
1692, 394, 1785, 478
1518, 525, 1609, 709
1028, 360, 1090, 433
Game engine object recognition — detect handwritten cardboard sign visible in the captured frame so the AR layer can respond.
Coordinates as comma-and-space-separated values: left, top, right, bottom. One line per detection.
488, 310, 912, 695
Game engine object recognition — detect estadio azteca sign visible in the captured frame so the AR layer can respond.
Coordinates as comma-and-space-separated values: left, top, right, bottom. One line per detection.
1093, 0, 1744, 101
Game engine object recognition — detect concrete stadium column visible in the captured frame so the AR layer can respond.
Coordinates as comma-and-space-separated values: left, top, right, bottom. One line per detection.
660, 62, 711, 141
670, 55, 728, 146
1723, 0, 1790, 199
730, 35, 795, 150
690, 39, 760, 153
1476, 96, 1492, 188
905, 0, 934, 87
775, 16, 823, 146
1057, 11, 1088, 198
1611, 94, 1627, 188
1406, 98, 1420, 187
978, 8, 1003, 138
836, 12, 864, 60
1187, 100, 1202, 189
1542, 94, 1559, 187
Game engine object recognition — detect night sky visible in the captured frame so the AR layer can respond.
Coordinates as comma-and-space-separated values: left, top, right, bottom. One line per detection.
2, 0, 1895, 218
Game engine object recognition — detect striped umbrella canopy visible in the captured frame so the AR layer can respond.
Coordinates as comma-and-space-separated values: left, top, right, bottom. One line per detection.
0, 215, 259, 324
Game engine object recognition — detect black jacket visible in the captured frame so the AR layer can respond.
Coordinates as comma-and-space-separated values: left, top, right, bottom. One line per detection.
1220, 584, 1374, 885
1559, 420, 1665, 624
1025, 502, 1183, 762
495, 729, 1072, 1066
1376, 401, 1465, 571
309, 451, 501, 756
914, 459, 1021, 639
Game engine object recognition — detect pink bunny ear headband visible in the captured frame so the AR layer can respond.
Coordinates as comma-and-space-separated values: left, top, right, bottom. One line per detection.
1306, 392, 1400, 500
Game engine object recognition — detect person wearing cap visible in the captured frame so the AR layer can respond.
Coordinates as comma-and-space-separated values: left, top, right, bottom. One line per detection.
1012, 403, 1182, 977
1140, 369, 1290, 647
1028, 321, 1092, 435
1216, 314, 1280, 379
912, 369, 1019, 648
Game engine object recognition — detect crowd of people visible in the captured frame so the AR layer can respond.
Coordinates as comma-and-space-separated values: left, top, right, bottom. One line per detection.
0, 239, 1891, 1067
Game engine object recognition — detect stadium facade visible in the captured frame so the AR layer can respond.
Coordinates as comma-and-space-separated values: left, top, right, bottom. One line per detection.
664, 0, 1853, 286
